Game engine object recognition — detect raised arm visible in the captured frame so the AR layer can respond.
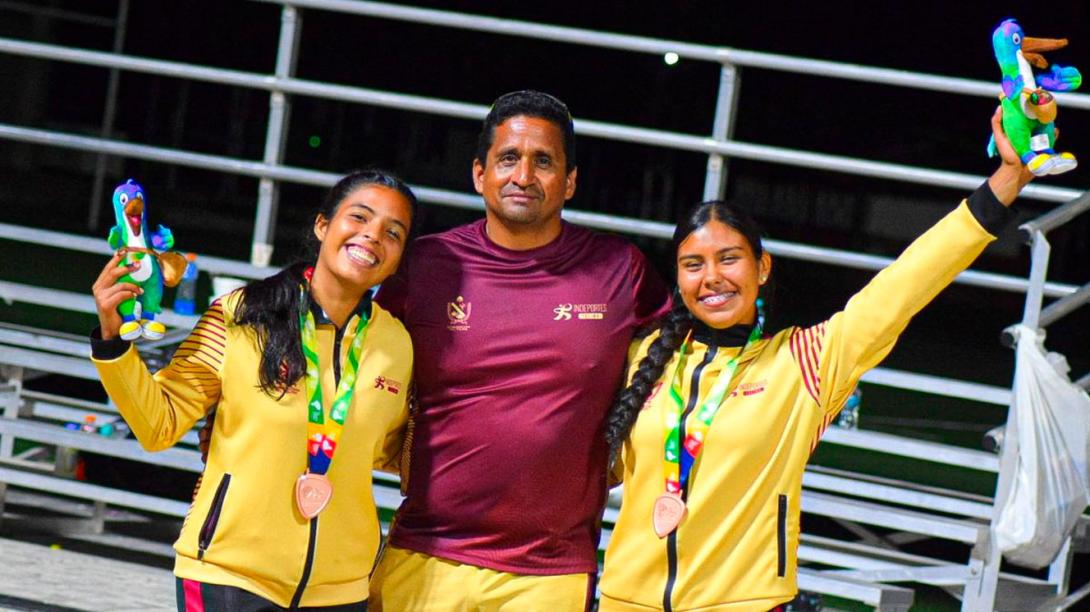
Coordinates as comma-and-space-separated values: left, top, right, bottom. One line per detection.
792, 107, 1032, 416
91, 255, 223, 450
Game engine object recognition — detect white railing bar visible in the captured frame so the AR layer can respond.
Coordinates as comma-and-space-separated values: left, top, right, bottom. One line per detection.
830, 566, 973, 586
1038, 281, 1090, 329
0, 223, 271, 280
861, 367, 1012, 406
253, 0, 732, 63
0, 162, 1080, 301
0, 328, 88, 358
575, 123, 1076, 204
0, 213, 1080, 304
761, 238, 1076, 299
20, 389, 113, 413
250, 0, 1090, 110
0, 37, 488, 121
0, 38, 1082, 206
0, 419, 202, 472
0, 466, 192, 517
803, 471, 994, 519
0, 345, 98, 380
796, 568, 915, 607
0, 280, 199, 329
820, 428, 1000, 473
1020, 190, 1090, 237
0, 280, 1031, 411
1075, 372, 1090, 391
802, 491, 984, 542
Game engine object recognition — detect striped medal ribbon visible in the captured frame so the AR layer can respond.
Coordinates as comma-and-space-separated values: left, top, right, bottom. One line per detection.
655, 324, 762, 538
295, 284, 371, 519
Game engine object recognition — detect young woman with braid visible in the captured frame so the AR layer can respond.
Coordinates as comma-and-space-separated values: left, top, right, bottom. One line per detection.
90, 170, 416, 611
598, 108, 1034, 612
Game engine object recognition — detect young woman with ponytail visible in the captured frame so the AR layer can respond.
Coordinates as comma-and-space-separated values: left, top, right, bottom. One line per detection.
599, 109, 1034, 612
91, 170, 416, 611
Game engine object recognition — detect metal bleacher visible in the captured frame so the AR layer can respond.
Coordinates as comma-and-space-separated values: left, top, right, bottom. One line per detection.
4, 2, 1090, 610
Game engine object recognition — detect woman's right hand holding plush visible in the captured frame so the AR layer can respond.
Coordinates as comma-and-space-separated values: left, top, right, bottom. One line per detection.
92, 250, 142, 341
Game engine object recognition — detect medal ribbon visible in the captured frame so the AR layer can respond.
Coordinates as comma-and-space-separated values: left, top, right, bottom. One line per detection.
664, 324, 762, 494
299, 286, 371, 475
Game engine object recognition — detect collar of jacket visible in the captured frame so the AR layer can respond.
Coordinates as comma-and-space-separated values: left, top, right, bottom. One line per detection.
692, 320, 755, 348
307, 290, 373, 327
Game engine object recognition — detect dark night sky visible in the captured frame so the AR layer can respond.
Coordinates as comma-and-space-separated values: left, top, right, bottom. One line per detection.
6, 1, 1089, 232
1, 0, 1088, 382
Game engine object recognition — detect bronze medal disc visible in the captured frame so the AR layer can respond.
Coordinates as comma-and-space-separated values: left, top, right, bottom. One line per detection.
295, 472, 333, 519
652, 493, 687, 538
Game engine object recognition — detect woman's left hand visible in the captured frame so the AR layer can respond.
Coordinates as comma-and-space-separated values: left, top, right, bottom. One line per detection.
987, 106, 1035, 206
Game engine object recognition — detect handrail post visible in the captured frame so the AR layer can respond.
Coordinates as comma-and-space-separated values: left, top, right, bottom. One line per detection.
0, 365, 25, 529
252, 4, 301, 267
702, 64, 740, 201
1019, 231, 1051, 331
86, 0, 130, 231
980, 227, 1056, 610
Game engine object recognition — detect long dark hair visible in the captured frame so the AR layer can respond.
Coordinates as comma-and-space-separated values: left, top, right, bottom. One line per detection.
234, 169, 417, 397
604, 201, 767, 456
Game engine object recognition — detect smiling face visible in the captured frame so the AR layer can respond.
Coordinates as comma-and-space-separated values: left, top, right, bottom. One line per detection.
312, 184, 412, 292
676, 219, 771, 330
472, 115, 576, 238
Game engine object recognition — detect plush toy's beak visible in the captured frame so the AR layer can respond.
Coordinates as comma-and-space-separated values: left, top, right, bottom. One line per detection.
1021, 37, 1068, 69
124, 196, 144, 235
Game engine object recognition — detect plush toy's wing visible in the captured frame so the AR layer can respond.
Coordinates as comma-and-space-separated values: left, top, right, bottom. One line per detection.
152, 225, 175, 250
1039, 65, 1082, 92
107, 226, 123, 250
1001, 75, 1024, 100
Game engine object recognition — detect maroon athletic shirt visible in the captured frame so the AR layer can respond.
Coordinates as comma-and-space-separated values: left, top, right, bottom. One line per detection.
377, 219, 669, 574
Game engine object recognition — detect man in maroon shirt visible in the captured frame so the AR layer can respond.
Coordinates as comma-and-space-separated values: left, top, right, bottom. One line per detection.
370, 91, 670, 610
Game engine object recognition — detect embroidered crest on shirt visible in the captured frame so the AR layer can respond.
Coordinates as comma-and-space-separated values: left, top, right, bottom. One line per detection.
447, 296, 472, 331
553, 303, 608, 321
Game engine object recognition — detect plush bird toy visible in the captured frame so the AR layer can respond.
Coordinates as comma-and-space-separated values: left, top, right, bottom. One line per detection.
989, 19, 1082, 176
107, 179, 177, 341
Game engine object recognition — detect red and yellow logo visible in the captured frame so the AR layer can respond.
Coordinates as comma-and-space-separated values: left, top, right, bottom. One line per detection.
447, 296, 471, 331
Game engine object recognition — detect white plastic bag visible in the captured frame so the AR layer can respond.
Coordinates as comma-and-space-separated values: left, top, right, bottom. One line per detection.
993, 325, 1090, 568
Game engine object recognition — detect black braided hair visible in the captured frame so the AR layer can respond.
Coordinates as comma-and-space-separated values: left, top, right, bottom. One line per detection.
605, 199, 768, 461
605, 298, 693, 454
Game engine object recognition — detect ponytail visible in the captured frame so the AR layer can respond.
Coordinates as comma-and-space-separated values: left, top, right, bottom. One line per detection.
235, 261, 309, 398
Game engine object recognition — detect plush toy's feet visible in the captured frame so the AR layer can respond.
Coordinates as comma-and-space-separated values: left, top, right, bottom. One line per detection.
1027, 153, 1061, 177
141, 320, 166, 340
1047, 152, 1078, 176
119, 320, 143, 341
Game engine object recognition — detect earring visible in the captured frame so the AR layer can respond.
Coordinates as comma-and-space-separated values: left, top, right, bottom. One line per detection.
756, 297, 766, 330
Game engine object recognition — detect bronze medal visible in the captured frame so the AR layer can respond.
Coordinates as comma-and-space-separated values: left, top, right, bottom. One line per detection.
295, 472, 333, 519
653, 493, 687, 538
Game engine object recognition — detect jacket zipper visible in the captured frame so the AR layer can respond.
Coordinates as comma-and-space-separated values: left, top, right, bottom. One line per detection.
777, 494, 788, 577
663, 346, 717, 612
289, 323, 346, 609
197, 473, 232, 560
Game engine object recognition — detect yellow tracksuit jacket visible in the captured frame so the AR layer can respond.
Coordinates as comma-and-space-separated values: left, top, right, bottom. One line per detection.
600, 196, 1001, 611
92, 291, 411, 607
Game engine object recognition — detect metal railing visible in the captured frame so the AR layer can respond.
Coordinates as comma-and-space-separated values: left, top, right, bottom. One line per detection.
2, 2, 1089, 610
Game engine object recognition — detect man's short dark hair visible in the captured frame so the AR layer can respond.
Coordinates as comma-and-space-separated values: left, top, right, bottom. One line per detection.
475, 90, 576, 173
